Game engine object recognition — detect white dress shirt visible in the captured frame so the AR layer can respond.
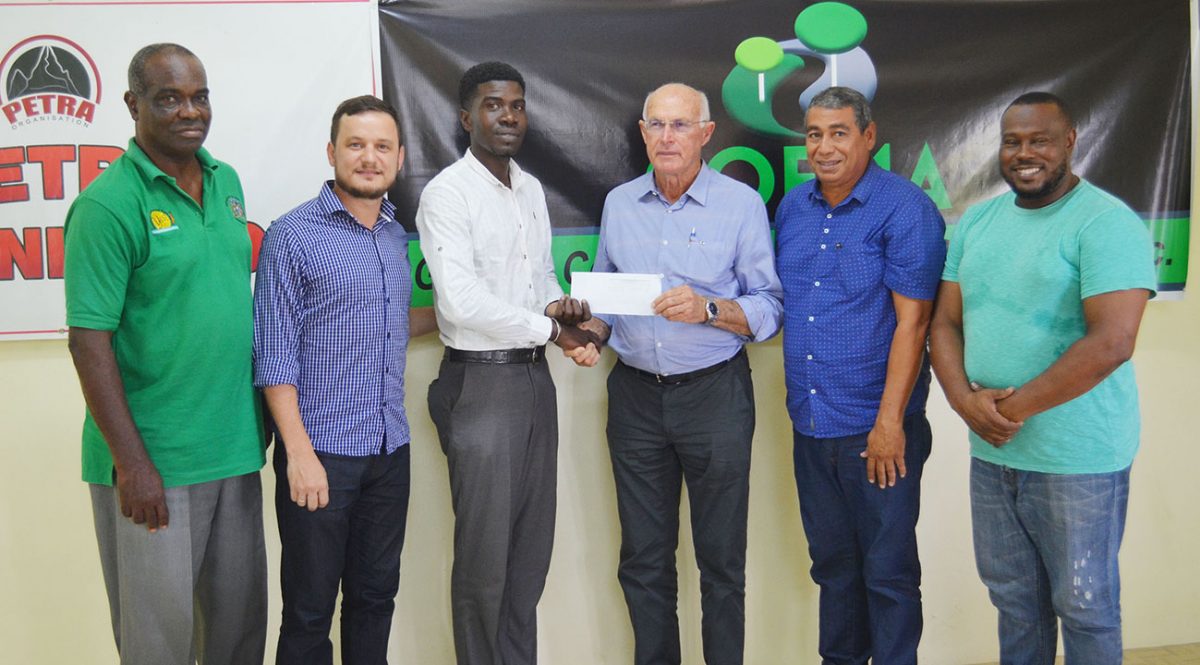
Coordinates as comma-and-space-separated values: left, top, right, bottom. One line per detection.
415, 149, 562, 351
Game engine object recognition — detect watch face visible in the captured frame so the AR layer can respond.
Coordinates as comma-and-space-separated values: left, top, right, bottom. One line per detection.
706, 300, 718, 321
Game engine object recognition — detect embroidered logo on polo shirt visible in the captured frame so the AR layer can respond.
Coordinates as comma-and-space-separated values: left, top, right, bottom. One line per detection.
149, 209, 178, 234
227, 196, 246, 221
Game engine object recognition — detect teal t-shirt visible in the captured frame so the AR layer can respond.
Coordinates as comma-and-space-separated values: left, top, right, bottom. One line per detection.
64, 139, 265, 487
942, 180, 1156, 473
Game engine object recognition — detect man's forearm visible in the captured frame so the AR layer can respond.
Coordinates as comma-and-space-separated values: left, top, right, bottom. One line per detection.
67, 327, 155, 474
876, 314, 930, 425
710, 298, 752, 337
262, 384, 315, 456
928, 318, 973, 411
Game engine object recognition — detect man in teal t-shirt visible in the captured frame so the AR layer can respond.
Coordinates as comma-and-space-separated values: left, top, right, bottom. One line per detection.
63, 43, 266, 664
930, 92, 1154, 665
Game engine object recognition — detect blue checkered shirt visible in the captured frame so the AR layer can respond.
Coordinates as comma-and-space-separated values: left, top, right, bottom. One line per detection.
253, 181, 411, 455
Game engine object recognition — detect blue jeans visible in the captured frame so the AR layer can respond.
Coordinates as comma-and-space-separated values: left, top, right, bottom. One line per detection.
792, 412, 931, 665
970, 458, 1130, 665
274, 443, 411, 665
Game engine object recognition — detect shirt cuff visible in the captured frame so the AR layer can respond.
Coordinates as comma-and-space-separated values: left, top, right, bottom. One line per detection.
253, 356, 299, 389
530, 313, 554, 344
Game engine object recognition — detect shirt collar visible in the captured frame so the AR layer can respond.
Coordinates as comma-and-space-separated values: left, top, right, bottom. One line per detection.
316, 180, 397, 228
808, 161, 882, 208
463, 148, 525, 190
125, 137, 219, 182
639, 161, 714, 207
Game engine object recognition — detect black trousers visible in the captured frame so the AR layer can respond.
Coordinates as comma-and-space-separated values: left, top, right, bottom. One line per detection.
274, 443, 411, 665
428, 358, 558, 665
607, 352, 755, 665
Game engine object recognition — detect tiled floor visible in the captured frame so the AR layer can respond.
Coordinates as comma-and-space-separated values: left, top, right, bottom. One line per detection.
971, 641, 1200, 664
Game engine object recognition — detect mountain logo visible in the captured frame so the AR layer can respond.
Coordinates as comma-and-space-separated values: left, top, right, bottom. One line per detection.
1, 35, 102, 129
722, 2, 876, 138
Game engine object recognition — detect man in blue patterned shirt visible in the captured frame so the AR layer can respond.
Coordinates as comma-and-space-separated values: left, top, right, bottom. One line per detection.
253, 95, 436, 664
774, 87, 946, 665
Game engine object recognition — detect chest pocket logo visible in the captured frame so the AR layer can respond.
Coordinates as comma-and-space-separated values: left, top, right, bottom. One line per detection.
149, 210, 178, 235
227, 196, 246, 222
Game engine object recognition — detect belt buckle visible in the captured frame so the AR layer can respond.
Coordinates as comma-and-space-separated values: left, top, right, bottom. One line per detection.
655, 373, 664, 384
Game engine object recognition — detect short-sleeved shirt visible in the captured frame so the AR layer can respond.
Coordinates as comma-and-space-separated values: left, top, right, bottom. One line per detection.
253, 182, 411, 456
775, 164, 946, 438
64, 138, 264, 487
593, 165, 784, 375
942, 180, 1156, 473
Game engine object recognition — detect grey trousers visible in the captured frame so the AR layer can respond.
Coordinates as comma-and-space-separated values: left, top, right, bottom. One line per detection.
90, 472, 268, 665
427, 357, 558, 665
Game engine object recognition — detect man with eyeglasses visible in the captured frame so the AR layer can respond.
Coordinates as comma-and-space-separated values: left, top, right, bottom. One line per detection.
774, 86, 946, 664
579, 82, 783, 665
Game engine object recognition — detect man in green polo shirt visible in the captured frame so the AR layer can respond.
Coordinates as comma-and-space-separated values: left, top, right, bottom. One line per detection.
64, 43, 266, 664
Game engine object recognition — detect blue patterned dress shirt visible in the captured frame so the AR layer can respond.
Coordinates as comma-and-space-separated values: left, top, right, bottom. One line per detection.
775, 164, 946, 438
253, 181, 411, 455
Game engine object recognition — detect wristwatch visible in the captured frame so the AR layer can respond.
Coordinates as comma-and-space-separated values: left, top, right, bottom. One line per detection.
704, 298, 719, 325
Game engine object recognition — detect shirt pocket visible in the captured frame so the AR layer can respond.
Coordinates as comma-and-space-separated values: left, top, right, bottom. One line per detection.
686, 240, 731, 292
833, 239, 884, 293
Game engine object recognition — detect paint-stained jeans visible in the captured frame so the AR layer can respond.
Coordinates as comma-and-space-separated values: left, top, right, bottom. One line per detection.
970, 458, 1130, 665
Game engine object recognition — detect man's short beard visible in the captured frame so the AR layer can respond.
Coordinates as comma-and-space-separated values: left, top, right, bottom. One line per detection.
1005, 160, 1069, 201
335, 176, 393, 201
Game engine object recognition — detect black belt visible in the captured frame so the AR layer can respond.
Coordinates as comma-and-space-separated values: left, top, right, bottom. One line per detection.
620, 348, 745, 385
446, 346, 546, 364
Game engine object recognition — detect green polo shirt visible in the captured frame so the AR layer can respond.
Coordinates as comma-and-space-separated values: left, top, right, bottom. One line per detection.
64, 138, 264, 487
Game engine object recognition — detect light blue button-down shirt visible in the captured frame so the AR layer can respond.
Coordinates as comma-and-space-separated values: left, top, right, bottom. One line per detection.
594, 165, 783, 375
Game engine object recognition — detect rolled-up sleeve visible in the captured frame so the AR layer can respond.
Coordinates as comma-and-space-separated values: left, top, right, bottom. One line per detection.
252, 223, 303, 388
733, 198, 784, 342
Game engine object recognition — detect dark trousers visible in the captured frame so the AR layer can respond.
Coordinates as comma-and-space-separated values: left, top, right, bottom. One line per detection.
606, 352, 755, 665
427, 358, 558, 665
792, 412, 932, 665
274, 443, 411, 665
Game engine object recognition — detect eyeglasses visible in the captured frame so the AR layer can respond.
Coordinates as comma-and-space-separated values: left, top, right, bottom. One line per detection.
643, 119, 710, 135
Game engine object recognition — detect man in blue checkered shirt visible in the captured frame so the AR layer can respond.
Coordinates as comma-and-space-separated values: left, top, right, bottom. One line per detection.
253, 95, 436, 664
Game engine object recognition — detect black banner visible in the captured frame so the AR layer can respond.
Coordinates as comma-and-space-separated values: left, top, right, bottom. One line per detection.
380, 0, 1191, 291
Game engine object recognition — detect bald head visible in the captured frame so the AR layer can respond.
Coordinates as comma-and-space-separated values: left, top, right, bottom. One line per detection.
642, 83, 710, 123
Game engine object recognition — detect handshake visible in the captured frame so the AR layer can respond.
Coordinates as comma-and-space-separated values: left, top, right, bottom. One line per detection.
545, 295, 605, 367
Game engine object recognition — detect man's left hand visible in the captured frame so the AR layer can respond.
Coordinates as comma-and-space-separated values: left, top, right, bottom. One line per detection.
653, 285, 706, 324
862, 419, 907, 489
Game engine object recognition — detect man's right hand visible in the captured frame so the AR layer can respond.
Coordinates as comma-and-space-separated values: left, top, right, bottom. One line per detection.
116, 461, 169, 532
287, 449, 329, 511
955, 383, 1023, 446
546, 296, 592, 326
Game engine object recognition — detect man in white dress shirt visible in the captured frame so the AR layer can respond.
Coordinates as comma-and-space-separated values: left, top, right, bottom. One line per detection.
415, 61, 596, 665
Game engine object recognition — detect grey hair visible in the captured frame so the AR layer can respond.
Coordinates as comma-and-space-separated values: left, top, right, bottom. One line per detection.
642, 83, 711, 122
128, 43, 199, 96
808, 86, 872, 132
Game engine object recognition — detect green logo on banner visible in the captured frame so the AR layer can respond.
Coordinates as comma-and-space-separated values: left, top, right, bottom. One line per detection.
722, 2, 877, 138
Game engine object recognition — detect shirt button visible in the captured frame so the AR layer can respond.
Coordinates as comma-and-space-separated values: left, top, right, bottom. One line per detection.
658, 273, 665, 279
523, 254, 527, 259
806, 354, 813, 360
823, 228, 830, 234
809, 388, 817, 394
385, 367, 390, 374
814, 281, 820, 287
820, 244, 827, 250
656, 342, 662, 348
807, 316, 814, 322
667, 209, 673, 214
662, 240, 668, 245
825, 213, 832, 219
386, 332, 391, 339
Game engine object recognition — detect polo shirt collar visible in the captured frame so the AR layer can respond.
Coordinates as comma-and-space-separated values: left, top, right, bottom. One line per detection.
640, 161, 714, 207
124, 137, 219, 183
316, 180, 397, 228
808, 162, 882, 208
464, 148, 526, 190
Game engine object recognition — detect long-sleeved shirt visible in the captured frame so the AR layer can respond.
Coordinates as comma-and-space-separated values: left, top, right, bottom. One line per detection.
415, 150, 562, 351
253, 181, 410, 456
594, 165, 783, 375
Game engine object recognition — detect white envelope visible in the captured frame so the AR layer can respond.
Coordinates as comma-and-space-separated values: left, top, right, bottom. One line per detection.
570, 272, 662, 316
